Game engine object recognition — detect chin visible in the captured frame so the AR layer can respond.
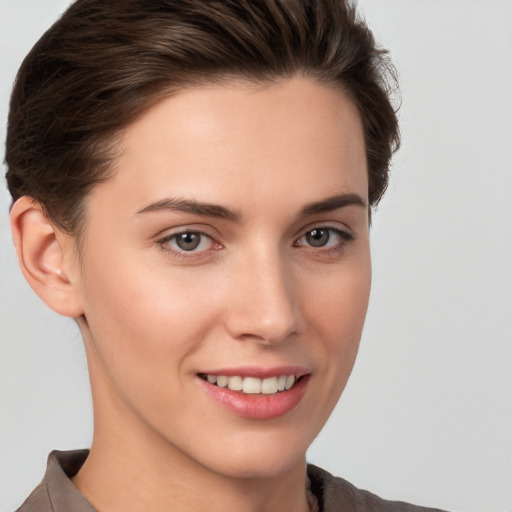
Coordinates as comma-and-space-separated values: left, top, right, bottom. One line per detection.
189, 426, 315, 481
212, 452, 306, 481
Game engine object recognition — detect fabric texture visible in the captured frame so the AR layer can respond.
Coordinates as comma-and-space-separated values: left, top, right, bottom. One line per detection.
16, 450, 448, 512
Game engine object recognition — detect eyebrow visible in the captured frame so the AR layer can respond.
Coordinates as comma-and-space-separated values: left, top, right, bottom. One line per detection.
300, 193, 367, 216
136, 197, 241, 222
136, 192, 366, 221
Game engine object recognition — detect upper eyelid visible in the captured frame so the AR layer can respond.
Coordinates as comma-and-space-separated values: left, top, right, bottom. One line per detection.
158, 228, 211, 239
155, 225, 219, 242
159, 231, 215, 245
294, 221, 353, 239
296, 226, 353, 242
156, 229, 215, 247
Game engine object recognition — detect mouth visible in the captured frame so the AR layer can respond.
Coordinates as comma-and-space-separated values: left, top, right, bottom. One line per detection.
197, 369, 310, 419
198, 373, 303, 395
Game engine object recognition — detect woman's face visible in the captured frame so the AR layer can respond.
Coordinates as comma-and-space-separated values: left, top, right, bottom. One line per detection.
73, 77, 371, 478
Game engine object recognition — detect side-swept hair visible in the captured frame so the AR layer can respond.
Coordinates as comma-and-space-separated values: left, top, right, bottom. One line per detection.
5, 0, 399, 236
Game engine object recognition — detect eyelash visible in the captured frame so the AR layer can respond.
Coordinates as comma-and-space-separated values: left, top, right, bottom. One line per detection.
294, 227, 353, 252
157, 226, 353, 257
157, 230, 219, 257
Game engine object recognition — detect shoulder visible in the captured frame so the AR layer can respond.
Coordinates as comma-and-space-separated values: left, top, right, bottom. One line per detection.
15, 481, 52, 512
307, 464, 448, 512
16, 450, 94, 512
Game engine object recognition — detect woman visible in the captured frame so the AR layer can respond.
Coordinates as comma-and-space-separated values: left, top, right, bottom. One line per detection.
6, 1, 446, 511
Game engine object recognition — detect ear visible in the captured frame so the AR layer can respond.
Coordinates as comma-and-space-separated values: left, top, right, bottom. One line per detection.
10, 196, 84, 318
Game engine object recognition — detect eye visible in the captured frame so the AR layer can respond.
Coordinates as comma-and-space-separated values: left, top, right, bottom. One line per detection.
305, 228, 331, 247
159, 231, 215, 253
295, 227, 352, 249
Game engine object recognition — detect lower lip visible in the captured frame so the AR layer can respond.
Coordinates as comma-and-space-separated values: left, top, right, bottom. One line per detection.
198, 375, 310, 420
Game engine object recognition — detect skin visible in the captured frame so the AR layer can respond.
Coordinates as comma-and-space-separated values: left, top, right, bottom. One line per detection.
11, 76, 370, 512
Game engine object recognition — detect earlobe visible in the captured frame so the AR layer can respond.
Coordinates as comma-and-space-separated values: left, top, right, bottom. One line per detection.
10, 196, 84, 318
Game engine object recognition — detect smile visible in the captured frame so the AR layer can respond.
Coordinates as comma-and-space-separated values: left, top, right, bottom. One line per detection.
197, 370, 310, 419
199, 374, 298, 395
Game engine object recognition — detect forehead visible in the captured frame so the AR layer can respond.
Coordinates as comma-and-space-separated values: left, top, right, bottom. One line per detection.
86, 76, 367, 221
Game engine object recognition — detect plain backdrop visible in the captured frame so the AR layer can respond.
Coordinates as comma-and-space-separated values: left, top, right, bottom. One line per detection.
1, 1, 511, 511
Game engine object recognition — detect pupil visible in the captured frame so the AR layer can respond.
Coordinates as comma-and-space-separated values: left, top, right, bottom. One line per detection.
177, 232, 201, 251
307, 229, 329, 247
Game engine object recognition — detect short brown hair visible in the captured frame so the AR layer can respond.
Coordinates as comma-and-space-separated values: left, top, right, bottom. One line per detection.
5, 0, 399, 237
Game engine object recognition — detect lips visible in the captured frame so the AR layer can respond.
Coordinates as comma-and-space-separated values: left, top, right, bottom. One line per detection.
197, 367, 310, 419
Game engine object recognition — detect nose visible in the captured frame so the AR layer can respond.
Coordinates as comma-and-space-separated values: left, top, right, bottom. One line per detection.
223, 250, 300, 345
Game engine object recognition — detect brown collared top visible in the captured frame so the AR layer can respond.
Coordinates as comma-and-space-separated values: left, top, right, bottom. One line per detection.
16, 450, 448, 512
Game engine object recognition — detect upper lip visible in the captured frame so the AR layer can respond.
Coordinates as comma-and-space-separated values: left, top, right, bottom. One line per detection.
197, 366, 310, 379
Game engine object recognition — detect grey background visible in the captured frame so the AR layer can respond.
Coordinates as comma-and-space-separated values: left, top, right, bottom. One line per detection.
1, 1, 511, 511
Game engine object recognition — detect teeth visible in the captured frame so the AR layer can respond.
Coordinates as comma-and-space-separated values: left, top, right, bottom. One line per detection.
216, 375, 228, 388
228, 376, 243, 391
242, 377, 261, 394
285, 375, 296, 390
261, 377, 278, 394
203, 374, 299, 395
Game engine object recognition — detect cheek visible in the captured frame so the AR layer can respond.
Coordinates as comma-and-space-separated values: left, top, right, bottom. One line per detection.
308, 255, 371, 338
286, 255, 371, 445
77, 250, 222, 389
305, 253, 371, 388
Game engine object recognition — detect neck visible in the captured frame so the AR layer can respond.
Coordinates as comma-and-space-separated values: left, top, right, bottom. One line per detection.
73, 432, 310, 512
